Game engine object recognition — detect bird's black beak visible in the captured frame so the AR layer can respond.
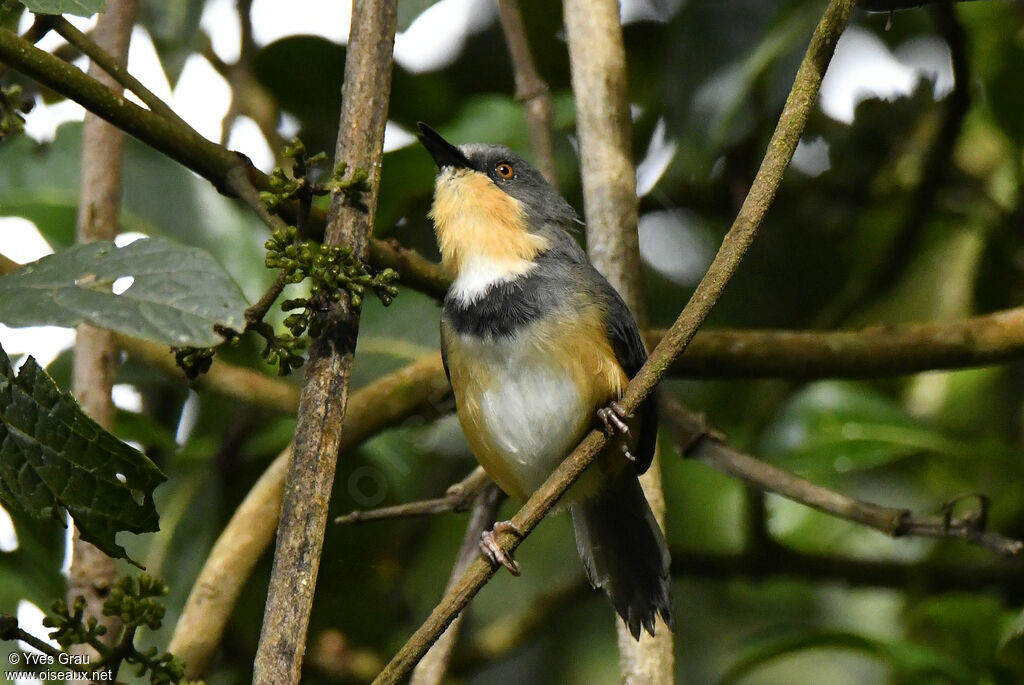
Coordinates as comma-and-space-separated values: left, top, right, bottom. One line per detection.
417, 122, 473, 171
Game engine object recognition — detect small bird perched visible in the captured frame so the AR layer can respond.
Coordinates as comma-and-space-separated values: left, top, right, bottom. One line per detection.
418, 123, 672, 639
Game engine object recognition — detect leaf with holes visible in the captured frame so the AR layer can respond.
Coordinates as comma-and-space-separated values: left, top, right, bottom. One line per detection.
0, 237, 250, 347
0, 343, 165, 564
18, 0, 105, 16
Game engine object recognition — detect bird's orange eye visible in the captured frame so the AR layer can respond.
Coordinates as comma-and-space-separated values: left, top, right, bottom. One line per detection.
495, 162, 514, 179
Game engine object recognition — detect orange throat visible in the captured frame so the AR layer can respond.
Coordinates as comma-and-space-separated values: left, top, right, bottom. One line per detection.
429, 169, 548, 285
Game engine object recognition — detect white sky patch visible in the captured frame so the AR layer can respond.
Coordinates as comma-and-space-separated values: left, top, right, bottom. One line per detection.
394, 0, 495, 74
0, 504, 17, 552
819, 26, 920, 124
201, 0, 243, 63
895, 36, 954, 99
124, 26, 175, 107
16, 600, 61, 653
251, 0, 351, 46
228, 116, 276, 172
115, 231, 149, 247
791, 136, 831, 177
175, 390, 200, 446
0, 218, 53, 263
171, 55, 232, 143
279, 112, 301, 140
638, 209, 716, 286
23, 97, 86, 143
620, 0, 686, 24
112, 383, 144, 413
636, 118, 677, 197
383, 120, 416, 153
0, 325, 76, 370
111, 275, 135, 295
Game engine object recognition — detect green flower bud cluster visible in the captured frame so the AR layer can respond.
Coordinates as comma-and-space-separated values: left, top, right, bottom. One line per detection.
257, 321, 307, 376
0, 83, 32, 140
173, 345, 215, 380
264, 225, 400, 310
259, 138, 329, 211
40, 574, 186, 684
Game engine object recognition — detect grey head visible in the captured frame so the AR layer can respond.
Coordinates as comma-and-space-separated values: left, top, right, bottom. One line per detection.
417, 122, 580, 230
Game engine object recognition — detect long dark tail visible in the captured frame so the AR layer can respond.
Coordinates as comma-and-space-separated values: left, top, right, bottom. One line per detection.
570, 470, 673, 639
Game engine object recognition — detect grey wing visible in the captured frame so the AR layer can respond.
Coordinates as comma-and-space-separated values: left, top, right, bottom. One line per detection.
439, 319, 452, 386
589, 269, 658, 475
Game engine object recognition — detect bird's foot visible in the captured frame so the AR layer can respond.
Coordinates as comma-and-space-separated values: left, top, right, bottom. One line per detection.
597, 401, 635, 462
480, 520, 522, 576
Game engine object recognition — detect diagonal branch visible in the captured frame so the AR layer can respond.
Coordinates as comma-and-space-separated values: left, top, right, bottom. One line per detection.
0, 25, 450, 299
410, 483, 505, 685
47, 15, 185, 125
371, 1, 855, 682
661, 394, 1023, 556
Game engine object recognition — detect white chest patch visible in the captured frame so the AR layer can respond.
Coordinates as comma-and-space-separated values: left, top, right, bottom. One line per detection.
449, 256, 536, 306
460, 333, 589, 494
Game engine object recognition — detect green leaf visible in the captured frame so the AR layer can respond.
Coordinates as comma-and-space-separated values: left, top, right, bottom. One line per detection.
19, 0, 105, 17
760, 381, 964, 480
0, 343, 166, 563
0, 237, 250, 347
999, 607, 1024, 670
397, 0, 440, 32
718, 629, 976, 685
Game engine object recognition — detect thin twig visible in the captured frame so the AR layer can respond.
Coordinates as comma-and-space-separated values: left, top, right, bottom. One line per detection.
410, 483, 504, 685
371, 3, 854, 682
252, 2, 398, 681
47, 15, 185, 126
336, 467, 490, 525
496, 0, 558, 185
661, 394, 1024, 557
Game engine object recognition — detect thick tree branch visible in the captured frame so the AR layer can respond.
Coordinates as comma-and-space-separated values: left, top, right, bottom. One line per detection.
172, 352, 449, 679
252, 3, 397, 678
68, 1, 137, 673
497, 0, 557, 185
564, 0, 671, 674
2, 248, 1019, 385
661, 394, 1024, 556
659, 306, 1024, 378
0, 25, 449, 299
372, 2, 854, 682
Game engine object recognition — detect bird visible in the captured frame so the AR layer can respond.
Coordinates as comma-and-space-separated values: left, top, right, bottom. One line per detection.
417, 122, 673, 640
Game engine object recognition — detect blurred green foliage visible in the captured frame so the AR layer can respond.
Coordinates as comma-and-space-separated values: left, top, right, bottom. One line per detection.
1, 0, 1023, 684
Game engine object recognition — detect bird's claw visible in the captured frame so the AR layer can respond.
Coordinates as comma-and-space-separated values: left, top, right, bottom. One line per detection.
479, 520, 522, 576
597, 401, 631, 437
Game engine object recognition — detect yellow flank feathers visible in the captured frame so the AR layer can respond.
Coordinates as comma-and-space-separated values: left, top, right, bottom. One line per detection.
430, 169, 548, 275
